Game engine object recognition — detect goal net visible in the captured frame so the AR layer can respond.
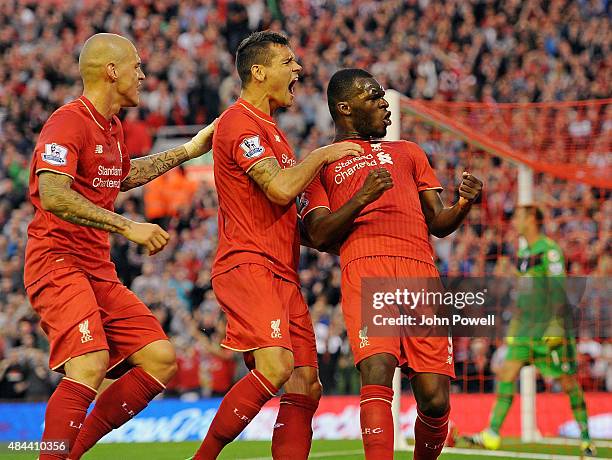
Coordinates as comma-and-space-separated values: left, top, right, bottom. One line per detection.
387, 91, 611, 445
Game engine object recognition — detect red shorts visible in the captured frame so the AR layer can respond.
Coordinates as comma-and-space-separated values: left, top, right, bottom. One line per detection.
212, 264, 317, 369
341, 256, 455, 378
26, 267, 168, 378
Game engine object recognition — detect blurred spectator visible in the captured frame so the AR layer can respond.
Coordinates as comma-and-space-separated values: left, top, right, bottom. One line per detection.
0, 349, 29, 400
0, 0, 609, 399
122, 109, 153, 158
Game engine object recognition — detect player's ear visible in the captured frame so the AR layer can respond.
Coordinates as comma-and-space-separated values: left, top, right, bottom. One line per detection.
337, 101, 351, 117
251, 64, 265, 83
106, 62, 118, 82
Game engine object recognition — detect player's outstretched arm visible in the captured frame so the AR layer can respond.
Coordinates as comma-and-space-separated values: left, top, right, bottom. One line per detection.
420, 172, 483, 238
304, 167, 393, 250
247, 142, 363, 206
39, 171, 170, 255
120, 121, 216, 191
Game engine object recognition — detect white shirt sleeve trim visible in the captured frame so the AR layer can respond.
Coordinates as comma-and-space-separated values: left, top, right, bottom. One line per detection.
300, 205, 331, 219
244, 155, 277, 174
35, 168, 75, 180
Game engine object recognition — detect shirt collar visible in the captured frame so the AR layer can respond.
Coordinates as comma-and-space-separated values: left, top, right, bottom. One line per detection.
237, 98, 276, 125
78, 96, 113, 132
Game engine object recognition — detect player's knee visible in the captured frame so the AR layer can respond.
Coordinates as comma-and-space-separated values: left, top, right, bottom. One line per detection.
161, 356, 178, 383
65, 351, 109, 389
308, 378, 323, 401
497, 360, 522, 382
149, 343, 178, 383
132, 340, 177, 384
255, 351, 294, 388
358, 354, 396, 386
417, 389, 449, 418
558, 375, 576, 393
265, 361, 294, 387
83, 357, 109, 386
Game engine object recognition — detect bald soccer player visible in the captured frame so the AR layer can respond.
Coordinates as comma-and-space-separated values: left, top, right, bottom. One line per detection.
24, 33, 214, 459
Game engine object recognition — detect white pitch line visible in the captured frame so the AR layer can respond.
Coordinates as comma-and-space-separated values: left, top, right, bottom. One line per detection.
542, 437, 612, 449
243, 450, 363, 460
243, 446, 595, 460
443, 446, 582, 459
309, 450, 364, 458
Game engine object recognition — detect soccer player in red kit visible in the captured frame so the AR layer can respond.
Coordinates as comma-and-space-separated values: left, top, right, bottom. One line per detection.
191, 32, 362, 460
301, 69, 483, 460
24, 34, 215, 459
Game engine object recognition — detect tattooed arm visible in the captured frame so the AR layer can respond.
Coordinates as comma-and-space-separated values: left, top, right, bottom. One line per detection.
121, 121, 216, 192
247, 142, 363, 206
39, 172, 170, 254
120, 144, 190, 191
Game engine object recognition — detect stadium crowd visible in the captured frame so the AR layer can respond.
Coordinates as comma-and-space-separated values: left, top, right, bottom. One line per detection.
0, 0, 610, 400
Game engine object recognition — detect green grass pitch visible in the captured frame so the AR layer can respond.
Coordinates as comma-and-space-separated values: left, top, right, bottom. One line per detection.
0, 439, 612, 460
1, 439, 610, 459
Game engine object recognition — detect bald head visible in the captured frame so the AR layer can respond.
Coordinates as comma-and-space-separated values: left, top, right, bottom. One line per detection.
79, 33, 136, 86
79, 33, 144, 110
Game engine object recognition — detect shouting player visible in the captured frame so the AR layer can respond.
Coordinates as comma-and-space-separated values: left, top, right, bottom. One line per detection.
190, 32, 362, 459
24, 34, 215, 459
467, 205, 595, 457
300, 69, 483, 460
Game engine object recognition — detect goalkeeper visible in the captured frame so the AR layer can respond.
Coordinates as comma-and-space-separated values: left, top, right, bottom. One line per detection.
469, 205, 595, 457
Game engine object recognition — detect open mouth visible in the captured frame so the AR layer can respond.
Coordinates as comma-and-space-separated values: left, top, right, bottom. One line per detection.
383, 111, 392, 126
288, 78, 298, 95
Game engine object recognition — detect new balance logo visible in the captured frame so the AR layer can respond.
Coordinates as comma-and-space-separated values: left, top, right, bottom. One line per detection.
273, 423, 285, 429
79, 320, 93, 343
359, 326, 369, 348
274, 134, 281, 142
95, 144, 103, 154
271, 319, 282, 338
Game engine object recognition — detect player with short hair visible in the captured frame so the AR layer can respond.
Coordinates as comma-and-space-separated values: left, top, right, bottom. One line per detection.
25, 33, 215, 459
190, 32, 362, 460
300, 68, 483, 460
467, 205, 596, 457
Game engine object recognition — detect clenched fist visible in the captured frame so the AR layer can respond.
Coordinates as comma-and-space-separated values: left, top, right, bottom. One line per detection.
458, 172, 483, 206
356, 167, 394, 205
122, 222, 170, 256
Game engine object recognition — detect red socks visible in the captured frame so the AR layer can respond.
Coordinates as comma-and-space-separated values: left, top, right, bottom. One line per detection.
413, 406, 450, 460
360, 385, 394, 460
271, 393, 319, 459
39, 378, 97, 459
69, 367, 164, 459
194, 370, 278, 460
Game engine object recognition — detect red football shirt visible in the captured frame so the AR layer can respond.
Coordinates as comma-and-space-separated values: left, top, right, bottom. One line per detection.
212, 98, 300, 284
300, 140, 441, 269
25, 96, 130, 287
207, 351, 237, 394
